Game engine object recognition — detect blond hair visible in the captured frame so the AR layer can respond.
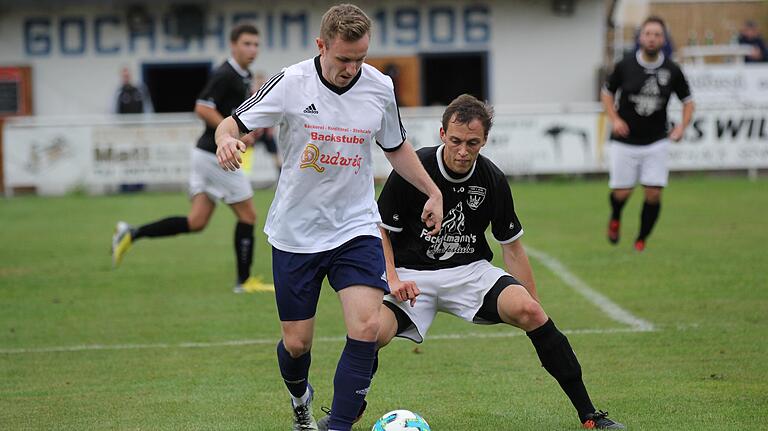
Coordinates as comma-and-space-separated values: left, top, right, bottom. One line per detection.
320, 4, 371, 43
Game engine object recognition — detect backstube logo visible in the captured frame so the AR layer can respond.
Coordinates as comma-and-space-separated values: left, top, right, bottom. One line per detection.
303, 103, 318, 114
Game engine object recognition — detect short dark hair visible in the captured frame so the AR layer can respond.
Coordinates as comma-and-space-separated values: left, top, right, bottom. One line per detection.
641, 16, 667, 33
441, 94, 494, 140
230, 23, 259, 43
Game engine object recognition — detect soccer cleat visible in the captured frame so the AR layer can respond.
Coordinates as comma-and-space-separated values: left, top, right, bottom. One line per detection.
316, 400, 367, 431
634, 239, 645, 252
233, 276, 275, 293
607, 220, 620, 244
582, 411, 625, 429
111, 221, 134, 268
291, 385, 318, 431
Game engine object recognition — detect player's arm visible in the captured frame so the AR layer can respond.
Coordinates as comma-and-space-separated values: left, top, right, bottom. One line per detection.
500, 239, 539, 303
215, 116, 247, 171
379, 226, 419, 306
600, 90, 629, 138
194, 102, 225, 129
669, 100, 695, 142
383, 141, 443, 235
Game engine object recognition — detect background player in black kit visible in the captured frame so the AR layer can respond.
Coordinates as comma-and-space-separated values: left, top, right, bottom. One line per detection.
111, 24, 273, 293
601, 16, 695, 252
317, 95, 624, 430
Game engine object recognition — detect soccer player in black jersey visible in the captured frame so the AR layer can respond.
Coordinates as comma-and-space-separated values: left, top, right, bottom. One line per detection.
317, 95, 624, 430
111, 24, 273, 293
601, 16, 695, 251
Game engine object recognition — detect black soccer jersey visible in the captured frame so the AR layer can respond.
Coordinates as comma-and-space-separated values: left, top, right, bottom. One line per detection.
378, 145, 523, 271
196, 60, 252, 153
604, 51, 692, 146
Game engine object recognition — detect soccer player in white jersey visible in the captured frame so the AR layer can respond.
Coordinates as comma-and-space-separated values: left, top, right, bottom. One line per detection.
214, 5, 443, 431
318, 95, 624, 430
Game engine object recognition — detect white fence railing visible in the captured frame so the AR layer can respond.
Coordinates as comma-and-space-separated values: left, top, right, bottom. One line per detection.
4, 102, 767, 196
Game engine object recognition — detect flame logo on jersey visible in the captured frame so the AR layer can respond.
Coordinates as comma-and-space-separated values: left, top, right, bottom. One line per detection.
441, 201, 466, 234
424, 201, 476, 261
300, 143, 325, 172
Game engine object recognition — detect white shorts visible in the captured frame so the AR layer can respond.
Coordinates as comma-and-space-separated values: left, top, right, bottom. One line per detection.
608, 139, 670, 189
189, 148, 253, 204
384, 260, 511, 343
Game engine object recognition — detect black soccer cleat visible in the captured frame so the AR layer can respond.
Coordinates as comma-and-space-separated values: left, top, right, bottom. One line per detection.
316, 400, 367, 431
582, 410, 625, 429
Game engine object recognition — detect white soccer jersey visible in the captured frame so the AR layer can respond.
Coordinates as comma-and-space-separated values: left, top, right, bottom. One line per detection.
233, 56, 406, 253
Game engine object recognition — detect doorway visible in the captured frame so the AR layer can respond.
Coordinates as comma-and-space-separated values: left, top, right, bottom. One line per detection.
421, 52, 488, 106
142, 62, 211, 112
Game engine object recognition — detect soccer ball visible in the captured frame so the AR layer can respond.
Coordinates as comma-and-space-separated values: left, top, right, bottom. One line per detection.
371, 410, 431, 431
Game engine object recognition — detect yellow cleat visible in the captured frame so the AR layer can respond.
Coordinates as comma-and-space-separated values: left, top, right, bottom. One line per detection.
111, 221, 134, 268
235, 276, 275, 293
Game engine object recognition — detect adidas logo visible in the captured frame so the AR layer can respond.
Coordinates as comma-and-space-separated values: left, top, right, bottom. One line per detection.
303, 103, 319, 114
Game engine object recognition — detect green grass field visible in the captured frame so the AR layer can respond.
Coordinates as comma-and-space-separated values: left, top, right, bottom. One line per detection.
1, 177, 767, 430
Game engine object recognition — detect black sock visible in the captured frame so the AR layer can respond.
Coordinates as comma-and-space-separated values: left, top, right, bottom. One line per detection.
609, 192, 627, 221
638, 201, 661, 241
276, 340, 311, 398
235, 222, 254, 284
133, 216, 189, 240
527, 319, 595, 422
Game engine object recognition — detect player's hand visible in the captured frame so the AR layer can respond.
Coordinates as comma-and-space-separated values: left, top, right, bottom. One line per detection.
240, 128, 265, 146
390, 279, 420, 307
421, 194, 443, 236
612, 118, 630, 137
216, 137, 246, 171
669, 124, 685, 142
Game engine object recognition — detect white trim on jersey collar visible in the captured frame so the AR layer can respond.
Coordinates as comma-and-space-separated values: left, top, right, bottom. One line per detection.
635, 50, 665, 69
227, 58, 250, 78
436, 144, 476, 183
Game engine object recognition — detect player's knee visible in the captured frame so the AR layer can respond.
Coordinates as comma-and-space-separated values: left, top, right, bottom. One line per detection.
282, 337, 312, 357
187, 217, 208, 232
644, 187, 662, 203
522, 301, 544, 324
351, 314, 380, 342
510, 299, 548, 330
238, 211, 256, 225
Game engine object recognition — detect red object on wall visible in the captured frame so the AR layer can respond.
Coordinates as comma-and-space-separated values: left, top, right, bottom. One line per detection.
0, 66, 34, 193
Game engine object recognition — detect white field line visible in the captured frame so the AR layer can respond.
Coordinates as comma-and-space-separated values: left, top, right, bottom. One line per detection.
525, 246, 655, 332
0, 327, 650, 355
2, 248, 655, 355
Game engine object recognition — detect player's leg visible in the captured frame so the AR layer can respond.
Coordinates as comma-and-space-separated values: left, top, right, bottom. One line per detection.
318, 285, 425, 431
485, 279, 624, 429
279, 318, 317, 422
324, 285, 382, 431
608, 187, 632, 244
228, 199, 272, 292
111, 193, 212, 267
272, 246, 327, 430
607, 141, 640, 245
635, 186, 662, 251
323, 236, 390, 431
635, 139, 669, 251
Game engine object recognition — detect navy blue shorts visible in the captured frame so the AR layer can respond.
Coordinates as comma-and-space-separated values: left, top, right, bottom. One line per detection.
272, 235, 390, 321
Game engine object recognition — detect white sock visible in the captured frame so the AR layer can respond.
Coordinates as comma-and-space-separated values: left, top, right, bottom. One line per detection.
291, 387, 310, 406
